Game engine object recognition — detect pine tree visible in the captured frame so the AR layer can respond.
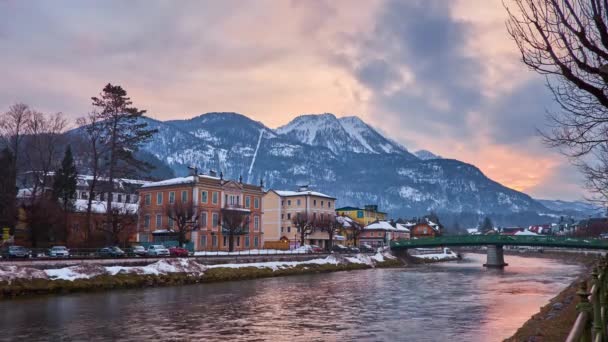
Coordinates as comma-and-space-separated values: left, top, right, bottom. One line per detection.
90, 83, 157, 233
480, 217, 494, 233
53, 146, 77, 212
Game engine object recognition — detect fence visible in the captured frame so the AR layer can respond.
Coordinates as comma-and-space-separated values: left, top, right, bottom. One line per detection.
567, 255, 608, 342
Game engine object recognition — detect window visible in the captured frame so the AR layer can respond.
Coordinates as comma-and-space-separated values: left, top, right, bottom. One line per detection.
328, 201, 331, 208
144, 215, 150, 229
81, 192, 88, 199
281, 214, 284, 219
168, 217, 174, 228
223, 236, 227, 247
254, 197, 259, 209
297, 199, 301, 206
321, 201, 324, 207
423, 227, 428, 235
117, 194, 122, 203
200, 235, 207, 249
212, 192, 218, 204
201, 191, 208, 203
287, 226, 291, 233
287, 213, 291, 220
157, 192, 163, 205
371, 232, 374, 237
169, 192, 175, 204
156, 214, 162, 228
281, 227, 284, 233
254, 236, 259, 247
236, 237, 240, 247
126, 194, 131, 203
245, 236, 250, 248
212, 213, 219, 228
200, 212, 208, 228
181, 191, 188, 202
313, 199, 317, 206
287, 200, 291, 206
100, 193, 105, 201
212, 235, 218, 247
145, 194, 151, 205
254, 216, 260, 231
281, 200, 285, 206
245, 196, 251, 208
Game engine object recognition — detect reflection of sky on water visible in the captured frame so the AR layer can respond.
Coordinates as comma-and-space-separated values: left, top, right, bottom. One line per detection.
0, 253, 582, 342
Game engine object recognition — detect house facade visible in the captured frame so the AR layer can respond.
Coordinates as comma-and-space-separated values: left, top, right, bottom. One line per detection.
137, 173, 264, 251
410, 219, 442, 238
262, 186, 337, 249
336, 205, 387, 226
360, 221, 410, 247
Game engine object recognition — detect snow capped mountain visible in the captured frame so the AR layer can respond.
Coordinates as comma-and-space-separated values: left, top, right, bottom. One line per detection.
415, 149, 441, 160
536, 199, 603, 217
115, 112, 575, 225
276, 113, 414, 157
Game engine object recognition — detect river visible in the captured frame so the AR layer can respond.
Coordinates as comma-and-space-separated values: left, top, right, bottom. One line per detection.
0, 253, 582, 342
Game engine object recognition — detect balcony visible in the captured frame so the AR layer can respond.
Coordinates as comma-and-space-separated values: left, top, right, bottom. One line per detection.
223, 203, 251, 213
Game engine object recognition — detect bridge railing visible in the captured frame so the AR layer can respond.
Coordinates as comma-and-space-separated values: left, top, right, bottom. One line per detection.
390, 235, 608, 249
566, 256, 608, 342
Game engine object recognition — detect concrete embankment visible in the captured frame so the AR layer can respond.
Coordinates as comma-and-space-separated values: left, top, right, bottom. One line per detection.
0, 254, 404, 300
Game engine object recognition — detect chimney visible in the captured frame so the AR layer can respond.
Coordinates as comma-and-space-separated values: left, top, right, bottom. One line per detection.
209, 169, 217, 177
298, 184, 309, 192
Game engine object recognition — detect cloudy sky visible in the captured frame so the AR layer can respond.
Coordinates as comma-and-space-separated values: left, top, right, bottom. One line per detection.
0, 0, 585, 200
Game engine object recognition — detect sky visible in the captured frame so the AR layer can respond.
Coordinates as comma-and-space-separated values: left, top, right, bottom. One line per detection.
0, 0, 586, 200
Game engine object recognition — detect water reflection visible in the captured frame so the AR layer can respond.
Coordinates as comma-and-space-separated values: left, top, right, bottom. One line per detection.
0, 253, 581, 342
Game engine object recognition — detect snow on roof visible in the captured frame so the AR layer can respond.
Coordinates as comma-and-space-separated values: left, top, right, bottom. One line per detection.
365, 221, 396, 231
336, 215, 354, 227
515, 230, 539, 236
395, 223, 410, 232
466, 228, 479, 234
273, 189, 335, 199
141, 176, 196, 188
74, 199, 138, 214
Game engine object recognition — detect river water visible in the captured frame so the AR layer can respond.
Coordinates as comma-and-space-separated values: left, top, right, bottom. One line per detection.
0, 253, 582, 342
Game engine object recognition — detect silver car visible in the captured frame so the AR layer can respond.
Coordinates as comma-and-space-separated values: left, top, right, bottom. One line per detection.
146, 245, 169, 256
48, 246, 70, 258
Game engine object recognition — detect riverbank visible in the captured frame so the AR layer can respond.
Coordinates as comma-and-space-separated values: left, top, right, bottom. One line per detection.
503, 251, 598, 341
0, 252, 403, 299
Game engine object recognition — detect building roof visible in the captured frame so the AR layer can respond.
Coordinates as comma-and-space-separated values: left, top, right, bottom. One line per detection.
270, 189, 335, 199
140, 174, 261, 190
335, 206, 387, 214
395, 223, 411, 232
365, 221, 398, 231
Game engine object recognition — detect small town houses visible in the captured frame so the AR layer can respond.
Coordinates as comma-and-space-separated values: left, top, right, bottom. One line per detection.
11, 170, 432, 251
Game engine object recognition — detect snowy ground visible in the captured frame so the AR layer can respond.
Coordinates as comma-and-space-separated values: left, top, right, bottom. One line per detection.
0, 252, 395, 282
193, 247, 316, 256
410, 249, 459, 261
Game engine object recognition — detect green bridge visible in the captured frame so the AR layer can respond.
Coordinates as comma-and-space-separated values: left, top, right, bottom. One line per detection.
390, 235, 608, 267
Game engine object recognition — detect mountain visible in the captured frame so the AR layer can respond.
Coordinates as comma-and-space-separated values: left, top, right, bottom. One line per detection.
536, 199, 603, 218
127, 112, 562, 226
415, 150, 441, 160
276, 113, 412, 156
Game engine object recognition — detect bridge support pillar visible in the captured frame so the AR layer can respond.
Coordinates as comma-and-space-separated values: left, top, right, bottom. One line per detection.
483, 245, 508, 268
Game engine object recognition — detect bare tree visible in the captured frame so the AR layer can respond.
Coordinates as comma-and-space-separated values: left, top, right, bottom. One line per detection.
316, 214, 342, 251
292, 212, 315, 247
220, 208, 249, 252
23, 111, 68, 203
95, 203, 137, 246
164, 199, 196, 247
505, 0, 608, 202
75, 112, 105, 240
0, 103, 32, 170
338, 216, 364, 247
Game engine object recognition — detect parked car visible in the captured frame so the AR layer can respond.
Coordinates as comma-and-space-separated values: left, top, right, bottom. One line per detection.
348, 246, 360, 253
169, 247, 189, 257
359, 244, 374, 253
98, 246, 126, 258
332, 244, 348, 253
309, 245, 323, 253
131, 245, 147, 257
48, 246, 70, 258
1, 245, 32, 259
147, 245, 170, 256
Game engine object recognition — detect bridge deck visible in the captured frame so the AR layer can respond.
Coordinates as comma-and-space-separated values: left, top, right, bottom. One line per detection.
391, 235, 608, 250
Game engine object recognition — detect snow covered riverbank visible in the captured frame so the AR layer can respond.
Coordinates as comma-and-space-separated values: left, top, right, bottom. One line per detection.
409, 248, 459, 262
0, 252, 396, 283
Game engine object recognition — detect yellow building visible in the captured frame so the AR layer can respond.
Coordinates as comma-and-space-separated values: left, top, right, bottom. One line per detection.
336, 205, 387, 226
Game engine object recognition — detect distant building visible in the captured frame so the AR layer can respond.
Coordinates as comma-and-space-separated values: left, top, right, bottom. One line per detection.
360, 221, 409, 247
137, 172, 264, 251
410, 218, 443, 238
500, 227, 525, 236
336, 205, 387, 226
262, 186, 337, 249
